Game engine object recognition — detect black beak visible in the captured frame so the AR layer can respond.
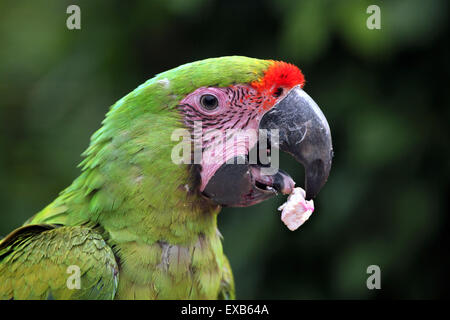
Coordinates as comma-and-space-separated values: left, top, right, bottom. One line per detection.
259, 86, 333, 200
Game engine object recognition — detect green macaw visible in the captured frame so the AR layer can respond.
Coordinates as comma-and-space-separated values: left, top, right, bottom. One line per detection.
0, 56, 332, 300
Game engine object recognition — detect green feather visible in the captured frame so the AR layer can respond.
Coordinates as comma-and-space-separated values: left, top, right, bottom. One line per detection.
1, 56, 272, 299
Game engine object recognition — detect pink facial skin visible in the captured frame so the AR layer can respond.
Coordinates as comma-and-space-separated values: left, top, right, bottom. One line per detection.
179, 85, 270, 192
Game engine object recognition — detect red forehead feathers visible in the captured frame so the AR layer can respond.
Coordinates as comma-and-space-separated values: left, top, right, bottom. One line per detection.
250, 61, 305, 111
251, 61, 305, 93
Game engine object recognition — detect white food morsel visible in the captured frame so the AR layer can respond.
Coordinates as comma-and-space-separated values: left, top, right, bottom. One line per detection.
278, 187, 314, 231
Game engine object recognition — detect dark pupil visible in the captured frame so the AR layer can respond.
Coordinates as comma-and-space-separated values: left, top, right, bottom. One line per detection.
201, 94, 218, 110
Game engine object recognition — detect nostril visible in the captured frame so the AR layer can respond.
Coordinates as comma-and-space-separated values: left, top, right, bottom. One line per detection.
273, 87, 283, 98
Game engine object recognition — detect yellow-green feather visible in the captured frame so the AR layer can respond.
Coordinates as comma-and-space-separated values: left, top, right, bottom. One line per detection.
0, 225, 118, 300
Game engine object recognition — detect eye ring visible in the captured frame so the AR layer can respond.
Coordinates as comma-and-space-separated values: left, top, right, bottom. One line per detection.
200, 94, 219, 111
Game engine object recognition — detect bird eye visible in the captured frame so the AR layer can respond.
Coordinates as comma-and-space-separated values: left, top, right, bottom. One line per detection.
200, 94, 219, 111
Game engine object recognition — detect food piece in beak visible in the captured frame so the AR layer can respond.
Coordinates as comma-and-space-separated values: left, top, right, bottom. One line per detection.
278, 187, 314, 231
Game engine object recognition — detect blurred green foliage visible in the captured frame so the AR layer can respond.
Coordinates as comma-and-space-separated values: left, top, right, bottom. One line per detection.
0, 0, 449, 299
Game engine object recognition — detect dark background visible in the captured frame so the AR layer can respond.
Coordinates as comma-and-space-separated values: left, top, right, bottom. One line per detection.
0, 0, 449, 299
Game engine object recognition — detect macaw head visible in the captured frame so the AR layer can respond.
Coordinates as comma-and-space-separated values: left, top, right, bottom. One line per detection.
169, 56, 332, 206
91, 56, 332, 209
